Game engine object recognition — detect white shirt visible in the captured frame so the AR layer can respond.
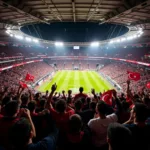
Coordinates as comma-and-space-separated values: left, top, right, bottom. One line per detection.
88, 113, 117, 147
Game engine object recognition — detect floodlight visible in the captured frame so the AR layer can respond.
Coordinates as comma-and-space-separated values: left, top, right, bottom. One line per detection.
25, 37, 32, 42
126, 37, 130, 40
33, 39, 39, 43
139, 31, 144, 35
74, 46, 80, 49
91, 42, 99, 46
121, 38, 126, 42
15, 35, 24, 40
55, 42, 64, 46
133, 35, 138, 38
116, 39, 121, 43
110, 40, 114, 44
6, 30, 10, 34
127, 36, 134, 40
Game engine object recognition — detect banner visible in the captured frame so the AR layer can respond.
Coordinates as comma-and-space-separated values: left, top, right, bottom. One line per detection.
0, 59, 43, 71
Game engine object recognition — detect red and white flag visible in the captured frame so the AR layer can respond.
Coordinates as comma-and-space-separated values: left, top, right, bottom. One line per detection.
25, 73, 34, 82
19, 81, 28, 89
127, 71, 140, 81
101, 90, 113, 105
146, 82, 150, 89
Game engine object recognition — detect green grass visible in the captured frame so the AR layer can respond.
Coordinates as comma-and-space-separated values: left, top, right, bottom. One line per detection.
37, 70, 113, 94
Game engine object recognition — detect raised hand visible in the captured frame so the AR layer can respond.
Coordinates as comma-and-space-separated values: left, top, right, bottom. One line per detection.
68, 90, 72, 95
19, 108, 31, 118
62, 90, 65, 94
127, 79, 130, 85
51, 83, 57, 92
46, 90, 49, 94
91, 88, 95, 95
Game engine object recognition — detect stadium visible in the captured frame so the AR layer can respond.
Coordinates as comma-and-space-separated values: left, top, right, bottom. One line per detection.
0, 0, 150, 150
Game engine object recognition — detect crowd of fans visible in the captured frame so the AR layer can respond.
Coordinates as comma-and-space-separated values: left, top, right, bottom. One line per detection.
0, 49, 150, 150
0, 58, 150, 94
0, 46, 150, 63
0, 62, 53, 91
0, 80, 150, 150
46, 60, 99, 70
100, 62, 150, 92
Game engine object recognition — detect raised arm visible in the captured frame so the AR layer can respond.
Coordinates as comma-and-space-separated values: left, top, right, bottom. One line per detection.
112, 90, 122, 113
46, 83, 57, 109
126, 80, 133, 99
91, 89, 99, 102
68, 90, 72, 98
17, 86, 24, 105
62, 90, 66, 100
20, 108, 36, 137
123, 108, 134, 125
28, 89, 33, 101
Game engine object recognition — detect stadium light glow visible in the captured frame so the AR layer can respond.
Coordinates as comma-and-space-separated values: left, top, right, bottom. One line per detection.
108, 30, 142, 44
15, 35, 24, 40
127, 36, 134, 40
74, 46, 80, 49
139, 31, 144, 35
6, 30, 10, 34
110, 40, 114, 44
116, 39, 121, 43
121, 38, 126, 42
133, 35, 138, 38
91, 42, 99, 47
137, 34, 141, 37
33, 39, 39, 43
10, 34, 13, 37
55, 42, 64, 46
25, 37, 32, 42
137, 28, 143, 35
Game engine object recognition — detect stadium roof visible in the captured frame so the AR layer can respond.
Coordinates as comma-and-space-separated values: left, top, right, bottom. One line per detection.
0, 0, 149, 24
0, 0, 150, 45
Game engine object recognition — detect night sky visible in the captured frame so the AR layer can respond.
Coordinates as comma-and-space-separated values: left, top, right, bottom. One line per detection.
21, 22, 128, 42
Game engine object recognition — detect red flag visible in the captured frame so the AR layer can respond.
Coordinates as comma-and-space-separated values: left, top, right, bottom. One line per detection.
146, 82, 150, 89
25, 73, 34, 82
19, 81, 28, 88
127, 71, 140, 81
101, 90, 113, 105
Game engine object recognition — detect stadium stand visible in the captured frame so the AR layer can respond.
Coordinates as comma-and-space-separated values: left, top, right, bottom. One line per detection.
0, 62, 54, 91
0, 57, 150, 150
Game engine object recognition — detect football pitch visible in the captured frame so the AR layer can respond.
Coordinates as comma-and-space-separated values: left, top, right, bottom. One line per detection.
37, 70, 113, 94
